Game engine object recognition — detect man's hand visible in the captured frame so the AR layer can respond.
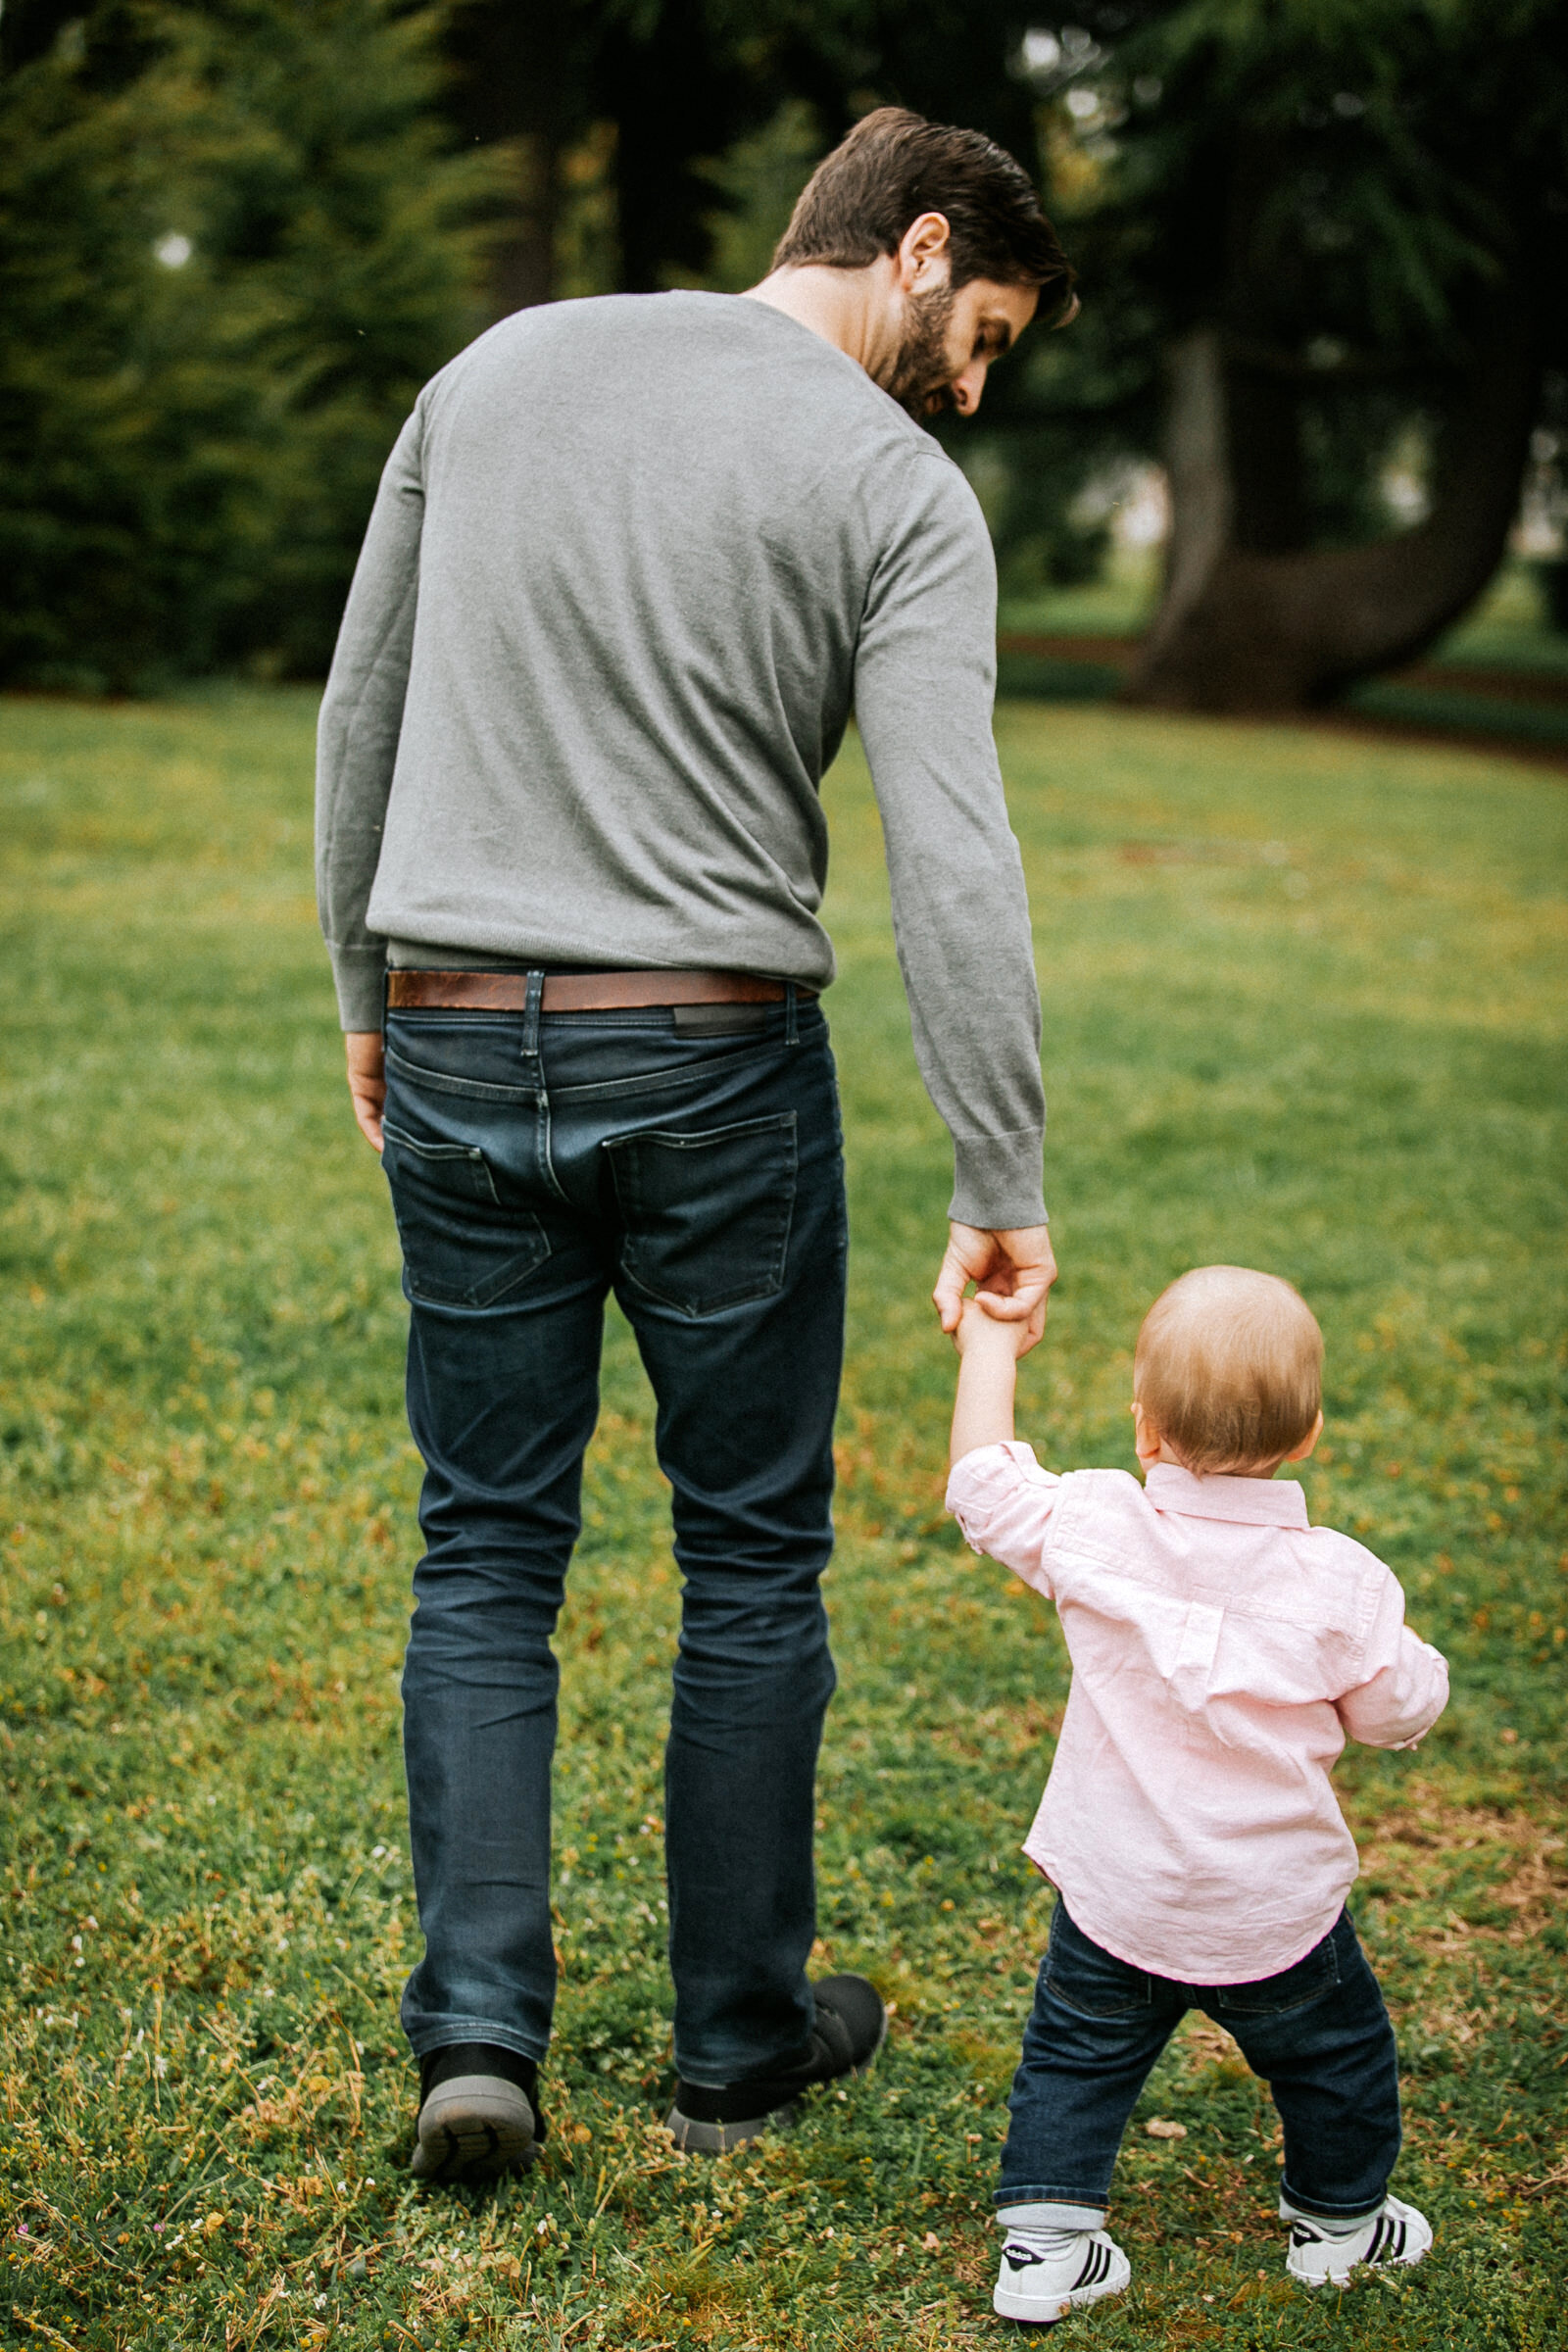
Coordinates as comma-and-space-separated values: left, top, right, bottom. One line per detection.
345, 1031, 386, 1152
933, 1221, 1056, 1351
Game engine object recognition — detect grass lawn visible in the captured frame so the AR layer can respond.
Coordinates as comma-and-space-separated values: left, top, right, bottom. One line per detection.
1, 688, 1565, 2350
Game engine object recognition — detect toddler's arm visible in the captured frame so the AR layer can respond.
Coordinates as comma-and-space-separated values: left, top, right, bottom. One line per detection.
1337, 1573, 1449, 1749
947, 1299, 1060, 1594
951, 1297, 1032, 1466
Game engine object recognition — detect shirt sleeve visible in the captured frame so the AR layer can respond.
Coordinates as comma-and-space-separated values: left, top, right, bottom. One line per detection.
946, 1440, 1063, 1596
1336, 1569, 1449, 1749
852, 452, 1046, 1231
315, 399, 427, 1031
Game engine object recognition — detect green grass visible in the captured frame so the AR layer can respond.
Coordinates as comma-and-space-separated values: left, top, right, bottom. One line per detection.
997, 545, 1159, 640
2, 688, 1566, 2350
1432, 564, 1568, 675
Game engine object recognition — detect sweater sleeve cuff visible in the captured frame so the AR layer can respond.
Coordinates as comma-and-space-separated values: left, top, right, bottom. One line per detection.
329, 945, 388, 1032
949, 1129, 1047, 1231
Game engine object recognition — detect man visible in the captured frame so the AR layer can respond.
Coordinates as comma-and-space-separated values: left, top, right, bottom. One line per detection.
316, 105, 1074, 2180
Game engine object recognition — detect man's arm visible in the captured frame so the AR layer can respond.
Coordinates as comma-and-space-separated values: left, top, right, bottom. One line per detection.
316, 399, 427, 1050
853, 452, 1054, 1324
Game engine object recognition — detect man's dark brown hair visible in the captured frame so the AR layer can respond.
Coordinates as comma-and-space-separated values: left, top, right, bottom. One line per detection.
772, 106, 1077, 322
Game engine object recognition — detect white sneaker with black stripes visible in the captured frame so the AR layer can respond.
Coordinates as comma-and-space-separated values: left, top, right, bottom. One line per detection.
1286, 2195, 1433, 2287
992, 2229, 1131, 2325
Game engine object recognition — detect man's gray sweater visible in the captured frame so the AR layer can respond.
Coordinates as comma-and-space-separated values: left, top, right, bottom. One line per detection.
316, 291, 1046, 1229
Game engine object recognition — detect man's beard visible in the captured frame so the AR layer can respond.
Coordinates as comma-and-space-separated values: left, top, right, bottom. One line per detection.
882, 283, 957, 419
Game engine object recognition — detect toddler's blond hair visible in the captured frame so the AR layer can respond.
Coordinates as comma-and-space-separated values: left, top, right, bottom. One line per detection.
1134, 1266, 1322, 1475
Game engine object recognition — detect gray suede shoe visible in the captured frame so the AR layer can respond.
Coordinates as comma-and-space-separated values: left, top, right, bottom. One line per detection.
411, 2043, 544, 2183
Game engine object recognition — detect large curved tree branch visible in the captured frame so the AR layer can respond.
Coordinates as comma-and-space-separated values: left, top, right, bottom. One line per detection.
1124, 290, 1543, 713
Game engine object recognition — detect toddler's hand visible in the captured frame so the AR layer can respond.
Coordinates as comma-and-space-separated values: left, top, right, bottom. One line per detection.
955, 1293, 1037, 1358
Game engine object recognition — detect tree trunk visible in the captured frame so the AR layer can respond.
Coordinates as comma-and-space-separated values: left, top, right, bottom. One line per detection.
487, 132, 561, 318
1124, 300, 1543, 713
444, 1, 570, 319
599, 0, 747, 294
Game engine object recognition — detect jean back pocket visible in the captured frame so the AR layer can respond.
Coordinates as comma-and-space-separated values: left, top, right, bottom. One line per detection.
382, 1121, 551, 1308
1044, 1903, 1154, 2019
1212, 1926, 1341, 2019
606, 1111, 797, 1317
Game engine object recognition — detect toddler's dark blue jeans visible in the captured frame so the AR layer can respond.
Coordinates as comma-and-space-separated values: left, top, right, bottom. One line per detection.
379, 986, 844, 2087
998, 1900, 1402, 2227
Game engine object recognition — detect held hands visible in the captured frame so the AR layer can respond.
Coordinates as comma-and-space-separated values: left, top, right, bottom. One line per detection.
933, 1221, 1055, 1353
940, 1226, 1054, 1466
953, 1292, 1037, 1359
345, 1032, 386, 1152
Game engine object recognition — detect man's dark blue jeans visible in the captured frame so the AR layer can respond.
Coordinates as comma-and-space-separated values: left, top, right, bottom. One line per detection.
998, 1901, 1402, 2227
379, 984, 844, 2088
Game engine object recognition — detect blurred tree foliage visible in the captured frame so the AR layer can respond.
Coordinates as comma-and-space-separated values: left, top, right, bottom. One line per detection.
0, 0, 501, 689
2, 0, 1562, 691
435, 1, 1041, 310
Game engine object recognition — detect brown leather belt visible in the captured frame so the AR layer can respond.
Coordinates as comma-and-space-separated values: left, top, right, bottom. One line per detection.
386, 968, 806, 1014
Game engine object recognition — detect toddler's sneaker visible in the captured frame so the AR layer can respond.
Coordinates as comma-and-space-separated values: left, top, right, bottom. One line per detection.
993, 2229, 1131, 2325
1286, 2195, 1432, 2287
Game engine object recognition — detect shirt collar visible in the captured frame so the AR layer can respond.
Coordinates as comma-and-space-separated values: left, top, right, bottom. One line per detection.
1144, 1462, 1310, 1528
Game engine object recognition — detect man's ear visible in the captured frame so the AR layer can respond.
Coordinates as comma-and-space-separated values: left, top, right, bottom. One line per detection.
1284, 1410, 1326, 1463
895, 210, 953, 292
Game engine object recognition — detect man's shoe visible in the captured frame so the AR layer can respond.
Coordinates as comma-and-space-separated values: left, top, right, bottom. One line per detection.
1286, 2195, 1432, 2287
665, 1974, 886, 2153
411, 2042, 545, 2183
993, 2230, 1131, 2324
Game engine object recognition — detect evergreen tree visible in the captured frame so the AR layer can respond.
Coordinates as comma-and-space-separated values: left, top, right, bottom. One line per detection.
0, 0, 504, 688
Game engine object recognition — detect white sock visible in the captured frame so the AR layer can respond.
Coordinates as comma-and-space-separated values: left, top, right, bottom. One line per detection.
1002, 2224, 1085, 2257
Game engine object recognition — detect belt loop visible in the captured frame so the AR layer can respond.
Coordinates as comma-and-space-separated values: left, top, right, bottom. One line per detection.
521, 968, 545, 1060
785, 981, 800, 1048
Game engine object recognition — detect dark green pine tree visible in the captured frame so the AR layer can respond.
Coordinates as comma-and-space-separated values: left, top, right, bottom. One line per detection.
0, 0, 506, 688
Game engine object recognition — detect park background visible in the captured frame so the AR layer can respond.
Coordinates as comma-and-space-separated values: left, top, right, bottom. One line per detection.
1, 3, 1565, 2346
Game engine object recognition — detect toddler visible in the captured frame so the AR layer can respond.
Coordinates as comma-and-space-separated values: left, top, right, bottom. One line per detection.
946, 1265, 1448, 2326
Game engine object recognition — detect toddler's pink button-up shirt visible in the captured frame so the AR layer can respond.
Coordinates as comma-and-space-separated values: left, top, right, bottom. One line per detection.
946, 1443, 1448, 1984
